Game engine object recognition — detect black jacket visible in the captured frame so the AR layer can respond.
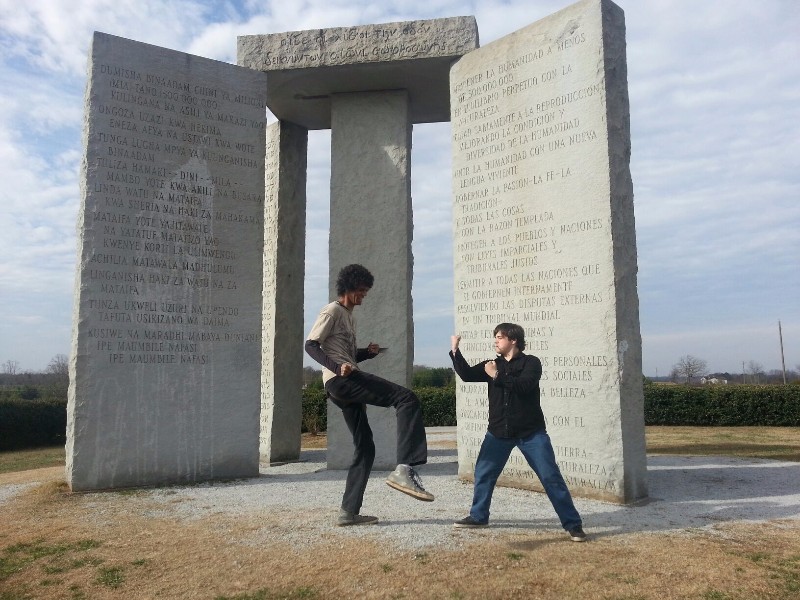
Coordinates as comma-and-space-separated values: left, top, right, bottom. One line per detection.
449, 349, 546, 439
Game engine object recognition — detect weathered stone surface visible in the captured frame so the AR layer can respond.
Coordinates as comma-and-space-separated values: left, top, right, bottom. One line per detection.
326, 91, 413, 470
450, 0, 646, 503
237, 17, 478, 128
261, 121, 308, 464
68, 32, 267, 491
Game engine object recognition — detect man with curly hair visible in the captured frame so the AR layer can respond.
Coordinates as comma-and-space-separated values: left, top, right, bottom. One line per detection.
305, 264, 434, 526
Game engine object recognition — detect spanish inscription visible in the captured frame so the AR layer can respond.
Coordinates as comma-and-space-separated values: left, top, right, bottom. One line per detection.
451, 7, 627, 501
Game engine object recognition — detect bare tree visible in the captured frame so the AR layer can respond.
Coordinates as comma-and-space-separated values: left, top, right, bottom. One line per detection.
2, 359, 19, 374
766, 369, 785, 384
672, 355, 708, 384
47, 353, 69, 383
745, 360, 764, 384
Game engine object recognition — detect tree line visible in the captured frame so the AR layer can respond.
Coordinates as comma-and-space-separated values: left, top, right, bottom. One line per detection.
6, 354, 795, 392
668, 354, 799, 385
0, 355, 69, 391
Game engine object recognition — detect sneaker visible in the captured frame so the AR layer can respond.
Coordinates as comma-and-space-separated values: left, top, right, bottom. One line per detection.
337, 510, 378, 527
385, 465, 435, 502
568, 526, 587, 542
453, 516, 488, 529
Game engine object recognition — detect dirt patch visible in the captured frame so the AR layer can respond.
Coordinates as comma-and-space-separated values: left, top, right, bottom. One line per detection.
299, 432, 327, 449
2, 462, 799, 599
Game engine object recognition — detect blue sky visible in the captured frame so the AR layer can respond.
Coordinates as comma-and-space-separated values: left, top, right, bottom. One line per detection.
0, 0, 798, 377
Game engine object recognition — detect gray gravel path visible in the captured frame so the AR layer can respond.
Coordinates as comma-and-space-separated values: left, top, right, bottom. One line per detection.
3, 429, 799, 551
142, 430, 800, 550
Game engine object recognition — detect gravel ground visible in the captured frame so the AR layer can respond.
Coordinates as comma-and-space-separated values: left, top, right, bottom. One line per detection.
131, 429, 800, 550
4, 429, 800, 552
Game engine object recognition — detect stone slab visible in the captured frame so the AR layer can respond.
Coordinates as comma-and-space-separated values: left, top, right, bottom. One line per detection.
450, 0, 647, 503
237, 17, 478, 128
261, 121, 308, 464
67, 32, 267, 491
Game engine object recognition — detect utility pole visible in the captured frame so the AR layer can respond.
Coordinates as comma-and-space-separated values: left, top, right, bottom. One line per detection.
779, 320, 787, 385
742, 361, 745, 385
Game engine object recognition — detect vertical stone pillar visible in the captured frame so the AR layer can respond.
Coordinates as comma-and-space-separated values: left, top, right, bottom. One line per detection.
601, 2, 647, 503
261, 121, 308, 464
327, 90, 414, 469
68, 33, 267, 491
450, 0, 646, 503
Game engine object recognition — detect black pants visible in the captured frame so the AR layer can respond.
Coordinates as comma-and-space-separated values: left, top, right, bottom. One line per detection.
325, 370, 428, 514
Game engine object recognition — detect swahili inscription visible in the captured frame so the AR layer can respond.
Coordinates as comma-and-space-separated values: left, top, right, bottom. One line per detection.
84, 59, 266, 366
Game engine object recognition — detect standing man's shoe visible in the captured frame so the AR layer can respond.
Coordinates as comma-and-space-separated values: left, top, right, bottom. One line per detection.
337, 509, 378, 526
385, 465, 434, 501
453, 516, 488, 529
568, 526, 587, 542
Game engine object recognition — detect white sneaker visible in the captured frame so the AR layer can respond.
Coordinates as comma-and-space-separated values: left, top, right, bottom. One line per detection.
385, 465, 434, 501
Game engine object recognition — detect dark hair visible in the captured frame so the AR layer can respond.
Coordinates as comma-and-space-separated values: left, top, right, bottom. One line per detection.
336, 264, 374, 296
493, 322, 526, 351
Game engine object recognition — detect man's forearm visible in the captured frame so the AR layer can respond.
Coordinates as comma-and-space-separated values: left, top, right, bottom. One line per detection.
304, 339, 340, 374
449, 349, 489, 382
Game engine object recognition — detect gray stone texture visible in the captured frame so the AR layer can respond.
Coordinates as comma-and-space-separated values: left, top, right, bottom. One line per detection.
68, 32, 267, 491
326, 91, 413, 470
261, 121, 308, 464
237, 17, 479, 128
450, 0, 646, 503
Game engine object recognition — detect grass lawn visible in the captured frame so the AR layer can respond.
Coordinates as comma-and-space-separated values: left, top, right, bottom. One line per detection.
644, 426, 800, 462
0, 446, 66, 475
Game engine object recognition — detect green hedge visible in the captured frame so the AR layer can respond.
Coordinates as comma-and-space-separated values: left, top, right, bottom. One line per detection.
304, 384, 800, 430
304, 384, 800, 431
0, 398, 68, 451
4, 384, 796, 452
299, 386, 457, 432
302, 388, 328, 434
644, 384, 800, 426
415, 386, 457, 427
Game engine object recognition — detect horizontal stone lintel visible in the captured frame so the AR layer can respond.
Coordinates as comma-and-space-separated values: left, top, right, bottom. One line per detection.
237, 16, 478, 129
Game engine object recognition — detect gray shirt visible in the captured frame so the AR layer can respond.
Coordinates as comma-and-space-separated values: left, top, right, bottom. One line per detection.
306, 301, 358, 383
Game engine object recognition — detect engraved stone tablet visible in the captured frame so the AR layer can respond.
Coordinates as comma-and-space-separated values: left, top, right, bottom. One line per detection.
450, 0, 647, 503
67, 32, 267, 491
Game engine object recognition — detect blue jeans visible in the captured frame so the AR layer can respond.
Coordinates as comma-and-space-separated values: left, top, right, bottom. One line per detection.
469, 430, 582, 530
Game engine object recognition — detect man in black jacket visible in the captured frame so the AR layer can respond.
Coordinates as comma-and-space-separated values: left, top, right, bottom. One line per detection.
449, 323, 586, 541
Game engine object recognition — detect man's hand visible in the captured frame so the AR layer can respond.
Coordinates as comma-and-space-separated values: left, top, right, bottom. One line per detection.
366, 342, 380, 356
340, 363, 354, 377
451, 335, 461, 353
484, 361, 498, 379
